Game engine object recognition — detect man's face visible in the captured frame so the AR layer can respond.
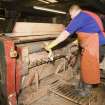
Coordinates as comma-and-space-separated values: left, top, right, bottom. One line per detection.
69, 9, 76, 19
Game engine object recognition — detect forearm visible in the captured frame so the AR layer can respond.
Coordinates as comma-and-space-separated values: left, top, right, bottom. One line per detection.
48, 30, 70, 49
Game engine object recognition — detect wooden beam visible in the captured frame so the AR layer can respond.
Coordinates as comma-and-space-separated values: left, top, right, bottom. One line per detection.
11, 22, 64, 37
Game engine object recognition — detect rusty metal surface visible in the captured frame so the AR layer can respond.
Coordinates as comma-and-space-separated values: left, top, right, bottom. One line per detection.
17, 39, 79, 90
0, 30, 86, 105
17, 41, 79, 105
0, 38, 17, 105
1, 23, 105, 105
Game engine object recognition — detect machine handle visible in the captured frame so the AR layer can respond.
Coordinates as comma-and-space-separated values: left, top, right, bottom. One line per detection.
10, 48, 17, 58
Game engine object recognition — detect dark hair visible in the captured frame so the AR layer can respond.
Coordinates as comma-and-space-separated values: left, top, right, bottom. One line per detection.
69, 5, 81, 12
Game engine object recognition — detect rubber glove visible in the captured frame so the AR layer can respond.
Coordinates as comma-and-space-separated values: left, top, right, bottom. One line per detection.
72, 39, 78, 45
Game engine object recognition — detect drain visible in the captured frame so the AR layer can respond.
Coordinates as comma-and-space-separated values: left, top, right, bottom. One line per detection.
49, 80, 97, 105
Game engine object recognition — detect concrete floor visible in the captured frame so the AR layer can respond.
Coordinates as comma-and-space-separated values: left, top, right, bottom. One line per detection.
18, 74, 105, 105
31, 84, 105, 105
31, 93, 76, 105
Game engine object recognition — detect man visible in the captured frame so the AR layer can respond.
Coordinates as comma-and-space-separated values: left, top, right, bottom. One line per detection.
45, 5, 105, 96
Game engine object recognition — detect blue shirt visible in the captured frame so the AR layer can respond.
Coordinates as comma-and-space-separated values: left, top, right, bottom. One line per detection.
65, 11, 105, 45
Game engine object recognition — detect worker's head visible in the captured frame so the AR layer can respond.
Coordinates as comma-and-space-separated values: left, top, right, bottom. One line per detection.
69, 5, 82, 19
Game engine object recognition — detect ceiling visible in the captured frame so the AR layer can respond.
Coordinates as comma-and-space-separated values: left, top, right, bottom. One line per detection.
0, 0, 105, 33
0, 0, 105, 18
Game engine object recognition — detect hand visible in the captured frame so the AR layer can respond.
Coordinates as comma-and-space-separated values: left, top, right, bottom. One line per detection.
44, 45, 51, 52
44, 42, 54, 61
72, 39, 78, 45
44, 42, 51, 52
48, 49, 54, 61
